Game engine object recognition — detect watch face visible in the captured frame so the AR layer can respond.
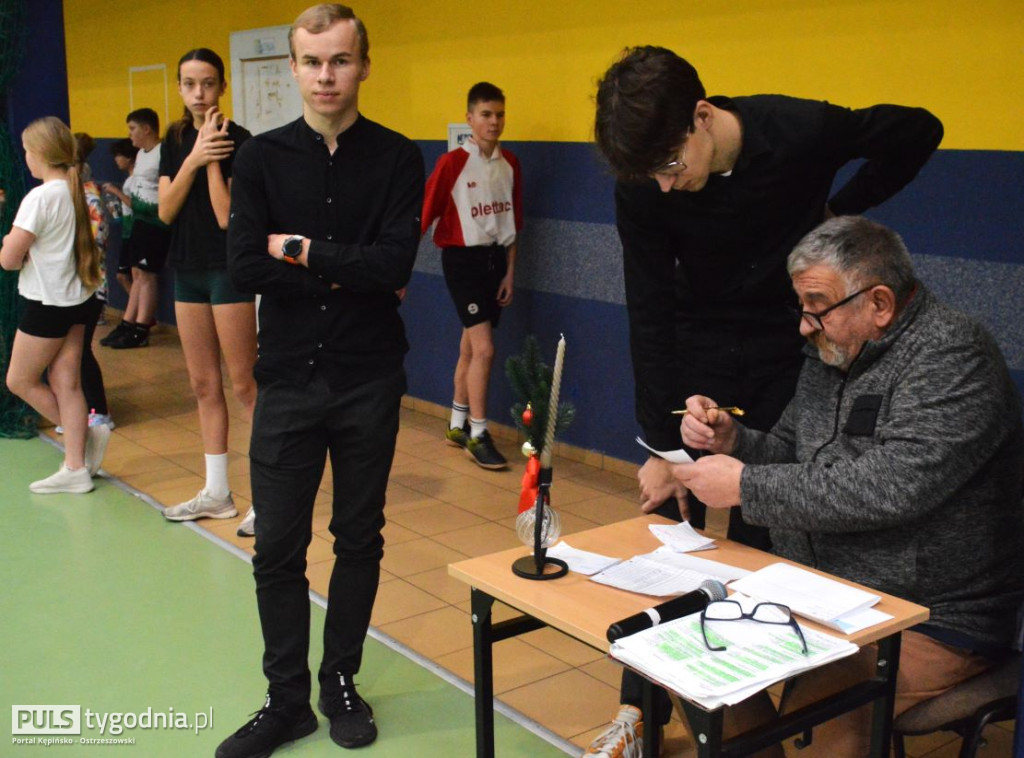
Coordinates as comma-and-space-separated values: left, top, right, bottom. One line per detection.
283, 237, 302, 258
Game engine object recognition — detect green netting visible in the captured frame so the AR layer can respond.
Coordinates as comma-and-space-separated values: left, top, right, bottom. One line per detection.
0, 0, 35, 438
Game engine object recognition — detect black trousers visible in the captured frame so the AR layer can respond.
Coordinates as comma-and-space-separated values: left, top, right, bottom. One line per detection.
82, 298, 108, 416
622, 322, 804, 723
249, 367, 406, 707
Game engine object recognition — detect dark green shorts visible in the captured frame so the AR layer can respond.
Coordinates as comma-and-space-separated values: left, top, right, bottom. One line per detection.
174, 269, 254, 305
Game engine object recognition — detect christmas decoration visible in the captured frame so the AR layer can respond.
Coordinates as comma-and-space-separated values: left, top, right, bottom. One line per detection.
522, 403, 533, 427
521, 440, 536, 458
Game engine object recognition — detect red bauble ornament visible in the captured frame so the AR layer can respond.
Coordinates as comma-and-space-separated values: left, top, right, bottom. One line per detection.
522, 403, 534, 426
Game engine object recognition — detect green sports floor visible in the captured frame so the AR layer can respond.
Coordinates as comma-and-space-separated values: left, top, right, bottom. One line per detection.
0, 437, 569, 757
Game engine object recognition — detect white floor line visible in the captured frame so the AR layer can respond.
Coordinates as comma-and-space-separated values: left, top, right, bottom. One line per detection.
42, 433, 578, 756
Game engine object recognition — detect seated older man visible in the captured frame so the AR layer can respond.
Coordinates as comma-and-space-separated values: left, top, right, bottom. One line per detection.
675, 215, 1024, 757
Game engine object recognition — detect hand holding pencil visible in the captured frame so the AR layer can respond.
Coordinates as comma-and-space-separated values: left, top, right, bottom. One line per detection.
678, 395, 740, 455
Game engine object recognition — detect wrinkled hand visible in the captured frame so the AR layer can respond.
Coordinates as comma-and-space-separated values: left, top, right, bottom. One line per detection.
188, 107, 235, 167
672, 455, 743, 509
680, 395, 739, 454
638, 456, 689, 516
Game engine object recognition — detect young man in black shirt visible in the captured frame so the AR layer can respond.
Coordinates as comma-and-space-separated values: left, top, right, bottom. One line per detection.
585, 46, 943, 757
219, 5, 423, 757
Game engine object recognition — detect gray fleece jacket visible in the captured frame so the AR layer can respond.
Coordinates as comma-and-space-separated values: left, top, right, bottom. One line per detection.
736, 284, 1024, 649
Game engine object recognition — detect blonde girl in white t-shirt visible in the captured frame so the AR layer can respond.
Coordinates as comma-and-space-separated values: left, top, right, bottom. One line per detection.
0, 117, 106, 494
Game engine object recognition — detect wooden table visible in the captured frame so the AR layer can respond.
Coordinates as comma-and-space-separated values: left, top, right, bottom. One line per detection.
449, 515, 929, 757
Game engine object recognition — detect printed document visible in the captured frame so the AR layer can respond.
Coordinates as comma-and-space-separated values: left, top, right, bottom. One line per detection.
591, 546, 749, 596
610, 595, 858, 709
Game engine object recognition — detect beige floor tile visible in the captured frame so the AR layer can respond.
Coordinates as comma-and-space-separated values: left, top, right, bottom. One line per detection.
136, 428, 205, 456
405, 566, 473, 604
307, 559, 333, 596
435, 637, 571, 693
414, 476, 521, 519
387, 502, 486, 536
115, 417, 192, 442
564, 468, 637, 495
379, 537, 468, 577
376, 606, 472, 659
431, 521, 521, 558
369, 579, 447, 626
306, 533, 335, 563
381, 520, 421, 546
578, 657, 626, 689
558, 492, 639, 525
500, 669, 620, 740
520, 627, 605, 667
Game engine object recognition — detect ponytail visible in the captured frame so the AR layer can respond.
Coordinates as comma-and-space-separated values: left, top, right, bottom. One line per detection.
65, 162, 101, 290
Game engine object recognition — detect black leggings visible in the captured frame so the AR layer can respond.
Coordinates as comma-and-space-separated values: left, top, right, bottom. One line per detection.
81, 301, 108, 416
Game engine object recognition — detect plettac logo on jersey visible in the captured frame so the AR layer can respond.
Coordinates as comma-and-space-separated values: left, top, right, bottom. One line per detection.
470, 200, 512, 218
12, 705, 81, 735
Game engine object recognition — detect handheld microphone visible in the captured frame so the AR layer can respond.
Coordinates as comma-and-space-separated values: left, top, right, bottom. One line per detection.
606, 579, 727, 643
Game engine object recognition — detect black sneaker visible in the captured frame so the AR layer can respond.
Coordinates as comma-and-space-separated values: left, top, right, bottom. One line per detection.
99, 321, 131, 346
465, 430, 508, 470
110, 323, 149, 349
215, 695, 318, 758
317, 674, 377, 748
445, 422, 469, 449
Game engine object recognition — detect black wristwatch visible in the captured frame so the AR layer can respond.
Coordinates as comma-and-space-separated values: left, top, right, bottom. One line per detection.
282, 235, 305, 264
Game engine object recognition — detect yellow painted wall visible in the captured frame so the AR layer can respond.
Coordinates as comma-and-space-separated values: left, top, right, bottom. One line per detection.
65, 0, 1023, 149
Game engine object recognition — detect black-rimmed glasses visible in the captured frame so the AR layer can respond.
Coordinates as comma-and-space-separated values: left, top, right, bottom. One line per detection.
700, 600, 808, 655
798, 285, 877, 331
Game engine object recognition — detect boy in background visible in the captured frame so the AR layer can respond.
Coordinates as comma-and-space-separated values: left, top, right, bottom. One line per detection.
101, 108, 170, 349
422, 82, 522, 470
103, 138, 138, 298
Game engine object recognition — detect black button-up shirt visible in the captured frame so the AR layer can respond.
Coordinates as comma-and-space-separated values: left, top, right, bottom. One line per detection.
228, 116, 424, 389
617, 95, 943, 447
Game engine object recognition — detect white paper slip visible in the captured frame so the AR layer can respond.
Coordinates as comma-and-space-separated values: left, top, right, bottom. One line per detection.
830, 607, 893, 634
591, 547, 749, 596
635, 437, 694, 464
729, 562, 881, 630
650, 521, 716, 552
545, 541, 622, 576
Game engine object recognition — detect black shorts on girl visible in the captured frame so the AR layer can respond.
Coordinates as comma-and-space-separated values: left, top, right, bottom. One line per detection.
441, 245, 507, 328
19, 295, 102, 338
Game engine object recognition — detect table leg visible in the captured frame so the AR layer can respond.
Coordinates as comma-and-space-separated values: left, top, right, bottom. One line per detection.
868, 632, 901, 758
472, 588, 496, 758
678, 700, 723, 757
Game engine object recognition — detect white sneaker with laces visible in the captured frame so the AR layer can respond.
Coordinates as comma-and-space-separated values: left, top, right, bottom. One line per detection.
584, 705, 643, 758
237, 506, 255, 537
163, 490, 237, 521
88, 412, 115, 430
29, 464, 94, 494
85, 422, 111, 477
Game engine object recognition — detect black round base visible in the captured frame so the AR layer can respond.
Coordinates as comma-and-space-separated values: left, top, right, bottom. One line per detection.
511, 555, 569, 580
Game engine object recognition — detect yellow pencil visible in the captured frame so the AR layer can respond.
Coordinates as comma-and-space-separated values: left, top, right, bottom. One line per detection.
672, 406, 746, 417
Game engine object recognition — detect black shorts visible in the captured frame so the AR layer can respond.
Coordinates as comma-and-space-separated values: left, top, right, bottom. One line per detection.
129, 220, 171, 272
441, 245, 507, 328
19, 295, 101, 338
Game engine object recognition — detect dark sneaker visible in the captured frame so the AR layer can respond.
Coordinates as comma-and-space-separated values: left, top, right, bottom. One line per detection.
110, 324, 149, 349
445, 423, 469, 448
99, 321, 131, 346
465, 430, 508, 470
318, 675, 377, 748
215, 695, 318, 758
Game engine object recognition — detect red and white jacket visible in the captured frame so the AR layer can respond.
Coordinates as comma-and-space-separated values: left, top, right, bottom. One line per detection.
421, 140, 522, 248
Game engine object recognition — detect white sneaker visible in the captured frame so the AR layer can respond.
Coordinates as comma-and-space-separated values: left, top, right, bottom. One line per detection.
237, 506, 255, 537
584, 705, 643, 758
29, 464, 94, 494
85, 422, 111, 477
163, 490, 237, 521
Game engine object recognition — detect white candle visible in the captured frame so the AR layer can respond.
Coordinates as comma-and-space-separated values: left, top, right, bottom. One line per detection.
540, 334, 565, 468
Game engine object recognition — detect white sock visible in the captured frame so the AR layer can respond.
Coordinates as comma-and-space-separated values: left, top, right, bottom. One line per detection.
469, 417, 488, 439
205, 453, 230, 500
450, 402, 469, 430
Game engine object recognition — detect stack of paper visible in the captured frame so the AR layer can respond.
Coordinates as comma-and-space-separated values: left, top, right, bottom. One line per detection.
610, 599, 858, 709
729, 563, 892, 633
591, 547, 749, 596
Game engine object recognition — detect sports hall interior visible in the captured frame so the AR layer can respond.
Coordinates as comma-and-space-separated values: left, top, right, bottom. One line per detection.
3, 1, 1022, 755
